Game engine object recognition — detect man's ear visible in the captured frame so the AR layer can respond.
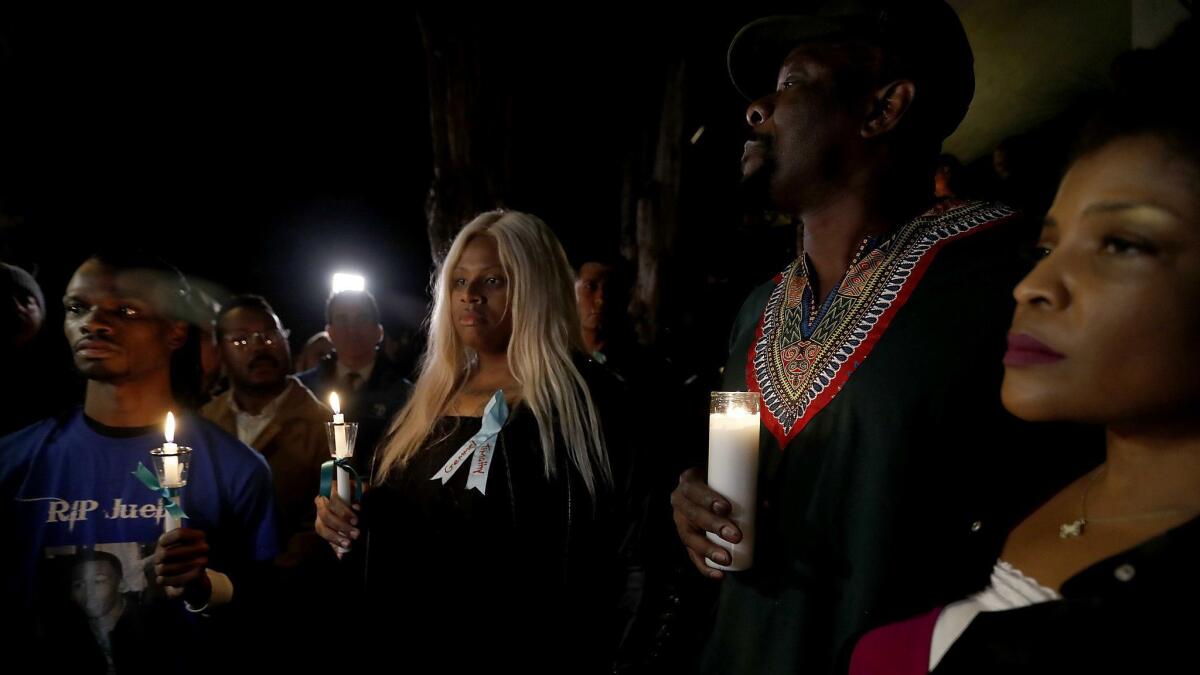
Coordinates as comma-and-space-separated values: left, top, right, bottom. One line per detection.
166, 321, 189, 351
862, 79, 916, 139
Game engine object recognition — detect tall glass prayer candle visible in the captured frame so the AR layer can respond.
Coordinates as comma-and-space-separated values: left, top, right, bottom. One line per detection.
706, 392, 761, 571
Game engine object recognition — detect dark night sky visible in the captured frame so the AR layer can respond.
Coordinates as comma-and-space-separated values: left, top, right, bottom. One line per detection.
1, 12, 434, 342
1, 7, 798, 360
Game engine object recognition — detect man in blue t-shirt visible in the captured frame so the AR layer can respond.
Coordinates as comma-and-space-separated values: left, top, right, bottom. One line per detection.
0, 251, 278, 673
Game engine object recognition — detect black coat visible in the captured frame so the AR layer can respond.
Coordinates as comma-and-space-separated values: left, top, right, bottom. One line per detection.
297, 351, 411, 477
340, 358, 648, 674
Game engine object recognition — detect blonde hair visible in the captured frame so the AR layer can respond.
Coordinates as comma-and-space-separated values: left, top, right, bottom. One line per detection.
375, 210, 612, 497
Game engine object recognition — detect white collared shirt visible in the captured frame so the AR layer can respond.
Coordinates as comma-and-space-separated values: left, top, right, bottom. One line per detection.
230, 377, 297, 447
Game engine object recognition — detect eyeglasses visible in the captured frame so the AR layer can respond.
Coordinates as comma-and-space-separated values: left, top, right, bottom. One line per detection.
224, 329, 290, 349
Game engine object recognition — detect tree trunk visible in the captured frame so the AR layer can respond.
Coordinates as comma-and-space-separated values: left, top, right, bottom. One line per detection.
418, 11, 512, 264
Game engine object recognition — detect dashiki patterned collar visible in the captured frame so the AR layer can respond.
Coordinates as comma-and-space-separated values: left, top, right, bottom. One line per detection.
748, 200, 1016, 448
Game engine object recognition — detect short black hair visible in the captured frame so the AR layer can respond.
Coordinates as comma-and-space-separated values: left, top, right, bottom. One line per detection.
1073, 22, 1199, 180
573, 254, 634, 293
70, 549, 124, 578
568, 240, 629, 274
325, 290, 380, 325
215, 294, 282, 339
85, 248, 192, 321
1073, 100, 1199, 179
81, 249, 206, 408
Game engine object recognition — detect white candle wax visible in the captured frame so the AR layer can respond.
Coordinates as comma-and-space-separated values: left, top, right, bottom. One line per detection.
332, 415, 351, 503
706, 410, 761, 571
163, 493, 182, 532
328, 395, 352, 503
161, 443, 182, 486
162, 445, 182, 532
162, 412, 183, 532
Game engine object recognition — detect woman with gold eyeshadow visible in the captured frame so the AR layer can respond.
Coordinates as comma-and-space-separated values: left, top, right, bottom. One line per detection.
848, 51, 1200, 674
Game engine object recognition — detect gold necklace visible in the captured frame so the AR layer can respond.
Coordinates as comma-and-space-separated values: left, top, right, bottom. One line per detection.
1059, 465, 1198, 539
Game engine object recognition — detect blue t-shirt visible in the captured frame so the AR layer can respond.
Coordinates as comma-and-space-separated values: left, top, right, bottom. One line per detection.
0, 408, 279, 671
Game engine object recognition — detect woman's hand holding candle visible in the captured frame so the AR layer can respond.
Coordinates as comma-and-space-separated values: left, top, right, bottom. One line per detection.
315, 493, 360, 559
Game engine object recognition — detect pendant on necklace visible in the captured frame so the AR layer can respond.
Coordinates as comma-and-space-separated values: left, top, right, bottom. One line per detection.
1059, 518, 1085, 539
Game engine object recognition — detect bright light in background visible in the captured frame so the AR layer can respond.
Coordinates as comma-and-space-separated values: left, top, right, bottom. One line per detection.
332, 272, 366, 294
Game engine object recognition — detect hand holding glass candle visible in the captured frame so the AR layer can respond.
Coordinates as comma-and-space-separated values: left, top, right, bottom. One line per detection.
149, 411, 192, 532
706, 392, 761, 571
326, 393, 359, 504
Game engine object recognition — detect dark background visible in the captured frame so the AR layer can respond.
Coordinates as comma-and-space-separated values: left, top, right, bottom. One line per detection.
4, 3, 1157, 397
0, 8, 804, 368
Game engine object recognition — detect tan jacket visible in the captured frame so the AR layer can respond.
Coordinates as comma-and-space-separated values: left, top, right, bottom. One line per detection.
201, 377, 332, 567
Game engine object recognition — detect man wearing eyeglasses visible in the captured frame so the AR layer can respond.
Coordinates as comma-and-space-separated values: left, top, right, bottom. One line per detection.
1, 254, 279, 673
200, 295, 331, 568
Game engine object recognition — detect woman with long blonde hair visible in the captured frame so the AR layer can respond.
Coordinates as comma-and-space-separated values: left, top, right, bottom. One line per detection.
316, 210, 638, 673
373, 209, 611, 494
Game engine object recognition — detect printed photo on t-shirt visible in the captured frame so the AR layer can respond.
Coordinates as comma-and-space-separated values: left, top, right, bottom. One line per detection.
36, 541, 180, 672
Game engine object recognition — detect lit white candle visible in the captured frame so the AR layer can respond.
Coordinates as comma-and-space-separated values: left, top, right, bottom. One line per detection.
706, 404, 760, 571
163, 412, 182, 532
329, 393, 352, 503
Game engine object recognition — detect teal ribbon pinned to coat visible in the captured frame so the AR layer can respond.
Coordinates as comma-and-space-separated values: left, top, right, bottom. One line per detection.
429, 389, 509, 495
132, 462, 188, 519
320, 457, 363, 503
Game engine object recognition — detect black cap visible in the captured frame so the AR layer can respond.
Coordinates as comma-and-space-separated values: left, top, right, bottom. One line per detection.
728, 0, 975, 140
1, 263, 44, 312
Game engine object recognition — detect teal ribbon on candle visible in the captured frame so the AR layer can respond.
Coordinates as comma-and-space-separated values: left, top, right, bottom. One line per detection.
132, 462, 188, 519
320, 457, 363, 503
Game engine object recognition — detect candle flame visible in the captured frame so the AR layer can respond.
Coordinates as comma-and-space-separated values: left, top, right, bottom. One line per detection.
165, 411, 176, 443
329, 392, 341, 415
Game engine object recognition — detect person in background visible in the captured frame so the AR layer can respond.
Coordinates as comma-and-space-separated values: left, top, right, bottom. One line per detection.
933, 153, 962, 201
298, 290, 410, 477
201, 294, 330, 568
295, 330, 333, 374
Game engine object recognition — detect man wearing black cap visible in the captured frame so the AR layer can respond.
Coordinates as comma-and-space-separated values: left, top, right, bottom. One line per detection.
670, 2, 1090, 673
2, 262, 55, 434
2, 262, 45, 349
